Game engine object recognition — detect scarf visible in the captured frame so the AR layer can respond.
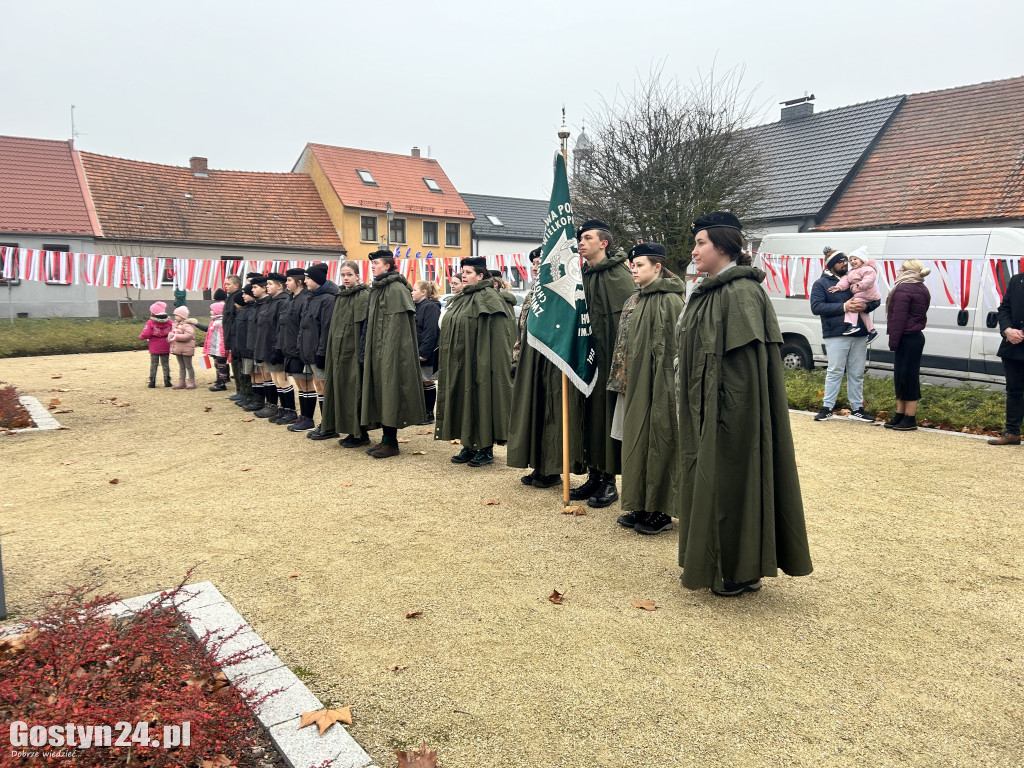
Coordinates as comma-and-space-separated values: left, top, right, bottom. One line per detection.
607, 289, 641, 394
886, 268, 927, 309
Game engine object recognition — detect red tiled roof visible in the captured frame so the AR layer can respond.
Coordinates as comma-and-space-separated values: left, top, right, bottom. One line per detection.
0, 135, 98, 236
821, 77, 1024, 230
79, 152, 344, 252
302, 144, 474, 220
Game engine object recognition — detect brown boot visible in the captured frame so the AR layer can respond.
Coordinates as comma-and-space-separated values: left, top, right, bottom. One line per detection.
988, 432, 1021, 446
369, 444, 400, 459
364, 442, 384, 455
171, 379, 186, 390
185, 379, 196, 390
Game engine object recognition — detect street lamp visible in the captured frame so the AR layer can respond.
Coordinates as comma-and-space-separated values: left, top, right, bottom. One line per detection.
386, 201, 394, 253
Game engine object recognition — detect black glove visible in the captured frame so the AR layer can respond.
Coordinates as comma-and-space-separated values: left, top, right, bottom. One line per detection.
510, 365, 517, 381
315, 354, 326, 369
270, 350, 284, 365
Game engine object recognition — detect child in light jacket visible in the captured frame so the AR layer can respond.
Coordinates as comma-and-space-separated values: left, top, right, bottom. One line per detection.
139, 301, 173, 388
169, 306, 197, 389
203, 301, 230, 391
829, 245, 880, 340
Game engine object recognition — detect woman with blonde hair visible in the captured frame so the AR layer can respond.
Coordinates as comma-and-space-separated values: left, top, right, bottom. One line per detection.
884, 259, 932, 431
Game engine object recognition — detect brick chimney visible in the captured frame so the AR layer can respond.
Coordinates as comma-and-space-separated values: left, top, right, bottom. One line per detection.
189, 157, 209, 176
780, 94, 815, 122
411, 147, 421, 158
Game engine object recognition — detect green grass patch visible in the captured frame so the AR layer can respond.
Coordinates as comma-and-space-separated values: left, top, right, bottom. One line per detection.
0, 317, 208, 358
784, 368, 1005, 433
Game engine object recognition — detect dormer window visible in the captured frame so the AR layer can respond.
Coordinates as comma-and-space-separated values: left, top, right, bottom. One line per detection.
486, 215, 503, 226
357, 169, 376, 185
423, 177, 442, 193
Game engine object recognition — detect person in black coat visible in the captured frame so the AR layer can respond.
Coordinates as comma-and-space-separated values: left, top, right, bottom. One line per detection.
232, 287, 257, 409
243, 278, 269, 412
412, 279, 442, 423
295, 263, 340, 435
990, 271, 1024, 445
221, 275, 243, 397
271, 267, 311, 426
251, 273, 289, 420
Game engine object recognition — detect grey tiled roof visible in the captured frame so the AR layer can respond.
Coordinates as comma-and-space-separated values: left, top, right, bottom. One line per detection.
746, 96, 905, 221
461, 193, 548, 241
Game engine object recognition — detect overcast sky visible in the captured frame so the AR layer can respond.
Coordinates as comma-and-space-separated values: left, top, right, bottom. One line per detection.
4, 0, 1022, 200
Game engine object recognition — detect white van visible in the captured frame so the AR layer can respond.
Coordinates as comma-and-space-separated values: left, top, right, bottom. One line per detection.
754, 228, 1024, 382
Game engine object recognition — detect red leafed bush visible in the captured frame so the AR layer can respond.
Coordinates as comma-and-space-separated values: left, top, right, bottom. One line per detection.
0, 382, 32, 429
0, 582, 278, 767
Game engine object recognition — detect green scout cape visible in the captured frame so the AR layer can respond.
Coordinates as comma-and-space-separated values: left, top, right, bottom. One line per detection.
434, 279, 515, 449
576, 248, 635, 475
321, 283, 369, 436
675, 266, 813, 591
507, 284, 583, 475
614, 276, 685, 515
360, 272, 426, 429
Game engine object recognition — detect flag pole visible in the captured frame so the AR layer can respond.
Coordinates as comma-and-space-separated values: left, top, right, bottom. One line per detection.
558, 111, 571, 506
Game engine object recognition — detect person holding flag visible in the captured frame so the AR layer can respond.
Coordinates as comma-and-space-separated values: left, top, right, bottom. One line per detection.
569, 220, 635, 508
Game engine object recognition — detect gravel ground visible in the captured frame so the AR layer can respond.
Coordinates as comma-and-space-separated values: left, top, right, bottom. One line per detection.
1, 350, 1022, 768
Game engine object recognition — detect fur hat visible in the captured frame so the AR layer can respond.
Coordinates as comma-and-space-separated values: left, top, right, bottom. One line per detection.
173, 306, 189, 319
246, 271, 263, 282
149, 301, 167, 316
628, 242, 667, 260
691, 211, 743, 235
249, 274, 268, 287
210, 301, 225, 317
823, 246, 847, 270
306, 263, 329, 285
577, 219, 610, 236
368, 249, 394, 260
529, 246, 543, 262
285, 267, 306, 279
266, 272, 287, 284
461, 257, 488, 271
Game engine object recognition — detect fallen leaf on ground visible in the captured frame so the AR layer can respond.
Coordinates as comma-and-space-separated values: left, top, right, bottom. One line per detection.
114, 402, 130, 408
51, 375, 62, 379
411, 450, 427, 455
449, 439, 461, 444
213, 431, 223, 435
240, 467, 251, 472
340, 481, 353, 487
631, 599, 659, 611
395, 741, 438, 768
416, 428, 432, 435
241, 417, 254, 422
548, 589, 564, 605
109, 478, 119, 485
47, 398, 60, 409
54, 409, 73, 414
405, 611, 423, 619
298, 706, 352, 736
201, 754, 233, 768
60, 460, 76, 465
397, 438, 411, 443
0, 627, 41, 654
56, 425, 71, 430
483, 499, 500, 506
204, 406, 213, 412
287, 573, 300, 578
562, 505, 587, 516
389, 664, 407, 672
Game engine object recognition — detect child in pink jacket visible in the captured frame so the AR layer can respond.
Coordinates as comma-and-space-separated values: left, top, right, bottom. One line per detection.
829, 246, 880, 341
139, 301, 173, 388
169, 306, 197, 389
203, 301, 230, 391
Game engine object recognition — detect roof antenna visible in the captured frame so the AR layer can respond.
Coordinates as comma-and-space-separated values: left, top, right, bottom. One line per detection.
71, 104, 78, 145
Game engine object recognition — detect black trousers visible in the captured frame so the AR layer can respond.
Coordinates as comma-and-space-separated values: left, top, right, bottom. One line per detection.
1002, 357, 1024, 435
893, 331, 925, 401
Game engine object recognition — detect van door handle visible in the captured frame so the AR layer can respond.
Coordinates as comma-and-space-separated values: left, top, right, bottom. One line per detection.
986, 311, 999, 329
957, 310, 969, 327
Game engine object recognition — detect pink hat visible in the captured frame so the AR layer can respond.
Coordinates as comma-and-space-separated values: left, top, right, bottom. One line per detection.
210, 301, 225, 317
150, 301, 167, 315
173, 306, 189, 319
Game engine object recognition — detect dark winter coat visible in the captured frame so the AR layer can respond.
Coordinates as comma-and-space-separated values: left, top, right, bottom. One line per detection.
675, 266, 813, 591
222, 289, 242, 348
575, 248, 635, 474
231, 302, 254, 360
244, 298, 262, 359
886, 281, 930, 351
434, 280, 515, 450
298, 281, 340, 365
321, 284, 370, 436
253, 291, 287, 363
996, 273, 1024, 361
276, 288, 311, 359
810, 271, 881, 338
614, 276, 686, 516
415, 297, 441, 368
360, 272, 426, 429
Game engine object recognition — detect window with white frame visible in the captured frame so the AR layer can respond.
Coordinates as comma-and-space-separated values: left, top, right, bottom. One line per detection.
422, 221, 439, 246
445, 223, 461, 247
42, 244, 72, 285
423, 177, 442, 193
361, 216, 378, 243
356, 169, 377, 185
486, 215, 503, 226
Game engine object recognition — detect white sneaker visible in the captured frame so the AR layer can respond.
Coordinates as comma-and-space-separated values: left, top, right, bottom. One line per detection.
848, 408, 874, 422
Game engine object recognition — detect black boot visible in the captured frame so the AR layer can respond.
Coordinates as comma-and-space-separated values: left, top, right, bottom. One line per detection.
569, 469, 601, 500
588, 473, 619, 508
892, 414, 917, 431
468, 446, 494, 467
420, 387, 436, 425
883, 413, 904, 429
148, 377, 156, 388
164, 374, 173, 388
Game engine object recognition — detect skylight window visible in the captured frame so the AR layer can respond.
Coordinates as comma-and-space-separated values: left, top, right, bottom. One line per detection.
486, 215, 504, 226
423, 177, 443, 193
356, 169, 376, 185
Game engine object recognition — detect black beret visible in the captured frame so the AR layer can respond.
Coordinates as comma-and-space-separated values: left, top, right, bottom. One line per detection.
691, 211, 743, 235
242, 285, 255, 297
461, 257, 488, 270
245, 272, 263, 281
285, 267, 306, 278
489, 269, 503, 279
213, 288, 228, 301
577, 219, 610, 236
266, 272, 287, 284
306, 263, 329, 285
249, 275, 268, 286
369, 249, 394, 260
528, 247, 543, 262
628, 242, 667, 260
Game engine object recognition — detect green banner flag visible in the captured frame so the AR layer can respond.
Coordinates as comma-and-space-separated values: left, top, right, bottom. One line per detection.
526, 153, 597, 395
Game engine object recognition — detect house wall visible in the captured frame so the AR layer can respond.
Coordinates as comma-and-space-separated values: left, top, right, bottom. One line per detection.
472, 237, 537, 258
0, 234, 98, 318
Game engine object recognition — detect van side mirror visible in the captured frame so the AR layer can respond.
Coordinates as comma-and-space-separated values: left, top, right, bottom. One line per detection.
957, 310, 969, 327
986, 311, 999, 329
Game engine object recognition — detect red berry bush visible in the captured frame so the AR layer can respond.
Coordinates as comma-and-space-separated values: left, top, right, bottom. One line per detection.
0, 582, 281, 767
0, 382, 31, 430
